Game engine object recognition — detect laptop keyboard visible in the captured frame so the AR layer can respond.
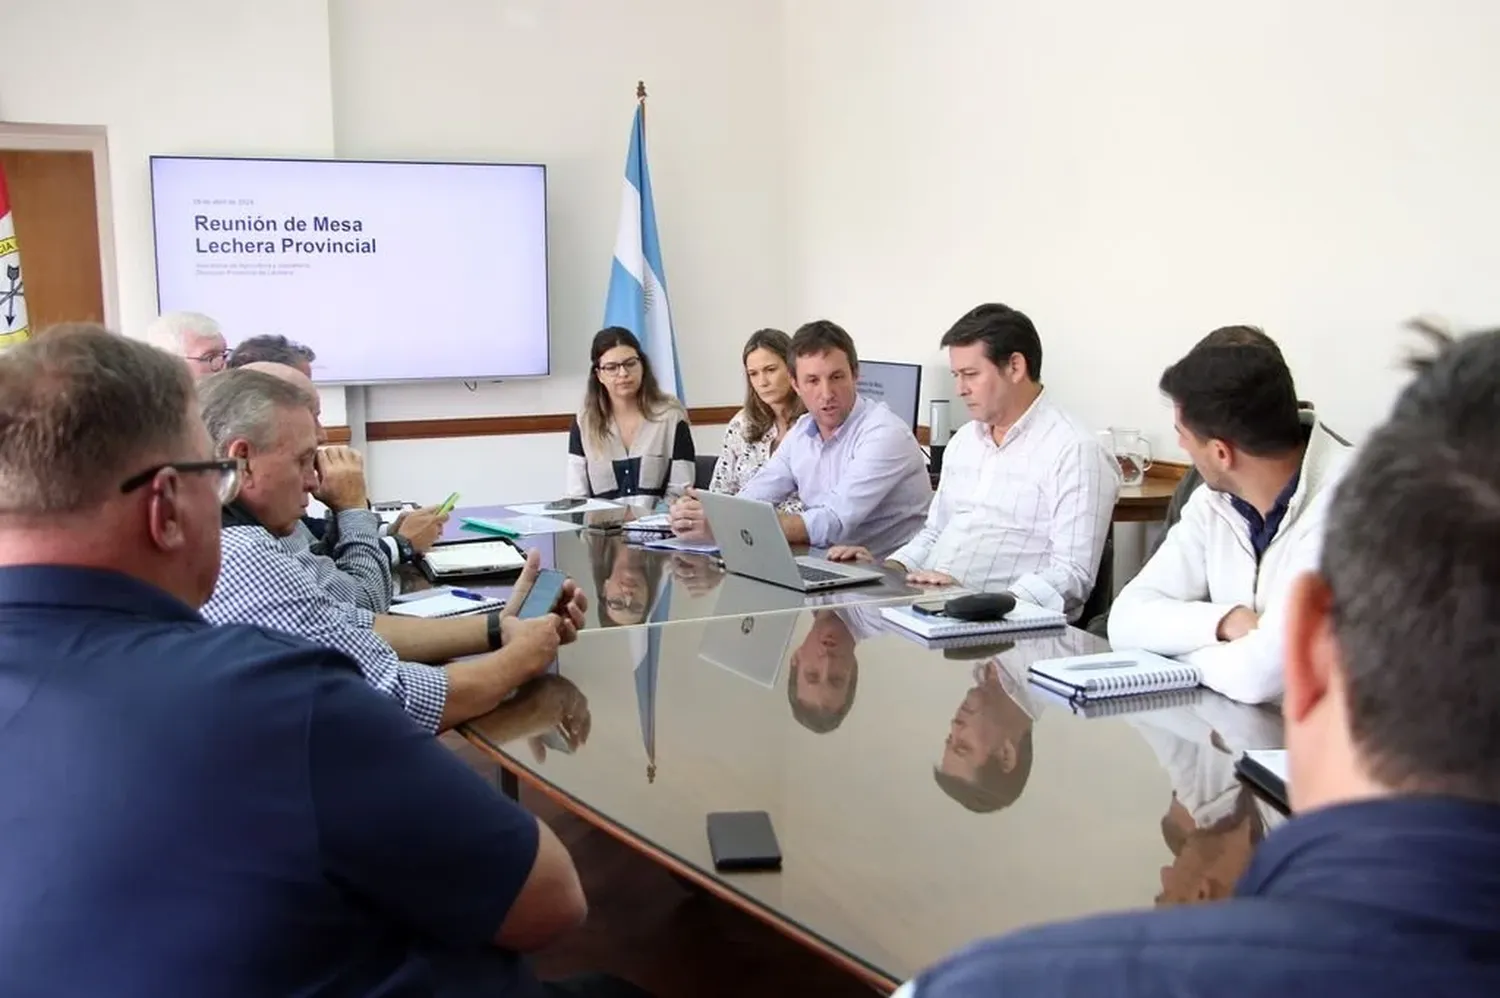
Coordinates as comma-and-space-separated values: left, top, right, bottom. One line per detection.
797, 564, 844, 584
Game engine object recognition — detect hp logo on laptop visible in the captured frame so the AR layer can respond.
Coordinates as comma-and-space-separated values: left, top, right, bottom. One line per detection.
740, 528, 755, 546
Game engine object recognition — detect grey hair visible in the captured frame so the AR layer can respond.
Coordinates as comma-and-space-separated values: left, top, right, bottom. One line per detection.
198, 368, 317, 455
0, 323, 195, 514
142, 310, 221, 354
228, 333, 317, 370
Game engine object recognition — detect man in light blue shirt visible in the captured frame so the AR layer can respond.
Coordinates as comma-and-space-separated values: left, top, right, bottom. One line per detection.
670, 320, 931, 557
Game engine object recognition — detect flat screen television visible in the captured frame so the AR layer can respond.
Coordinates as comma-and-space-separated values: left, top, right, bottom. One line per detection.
150, 155, 549, 384
857, 359, 923, 432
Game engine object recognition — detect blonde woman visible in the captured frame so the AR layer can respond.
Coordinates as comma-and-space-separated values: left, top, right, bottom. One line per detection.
708, 328, 805, 512
566, 327, 694, 508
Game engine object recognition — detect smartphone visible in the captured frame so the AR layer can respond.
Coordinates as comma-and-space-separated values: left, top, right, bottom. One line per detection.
912, 597, 950, 617
516, 568, 567, 619
544, 496, 588, 511
436, 491, 461, 516
706, 811, 782, 872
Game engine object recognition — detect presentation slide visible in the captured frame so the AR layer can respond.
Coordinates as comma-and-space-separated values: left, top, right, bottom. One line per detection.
858, 360, 922, 431
151, 157, 549, 384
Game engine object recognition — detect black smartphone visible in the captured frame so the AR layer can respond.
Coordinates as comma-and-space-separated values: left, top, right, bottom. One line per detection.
516, 569, 567, 619
706, 811, 782, 872
911, 597, 950, 617
544, 497, 588, 511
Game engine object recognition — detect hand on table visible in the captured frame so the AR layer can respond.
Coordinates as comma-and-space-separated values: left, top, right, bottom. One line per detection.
1216, 605, 1260, 642
826, 545, 875, 564
907, 569, 959, 587
669, 488, 712, 540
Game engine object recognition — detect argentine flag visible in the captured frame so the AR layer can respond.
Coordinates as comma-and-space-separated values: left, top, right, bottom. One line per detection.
604, 103, 683, 400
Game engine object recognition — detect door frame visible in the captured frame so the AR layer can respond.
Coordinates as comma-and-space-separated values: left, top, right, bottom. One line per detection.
0, 122, 121, 330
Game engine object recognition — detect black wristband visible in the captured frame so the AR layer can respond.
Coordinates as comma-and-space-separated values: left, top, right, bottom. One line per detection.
393, 533, 416, 565
486, 611, 503, 651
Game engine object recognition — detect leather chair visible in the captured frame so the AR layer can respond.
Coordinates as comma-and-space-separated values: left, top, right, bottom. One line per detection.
1079, 532, 1116, 634
694, 454, 718, 490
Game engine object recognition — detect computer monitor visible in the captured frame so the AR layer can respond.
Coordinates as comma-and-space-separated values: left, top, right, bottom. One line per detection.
857, 360, 922, 432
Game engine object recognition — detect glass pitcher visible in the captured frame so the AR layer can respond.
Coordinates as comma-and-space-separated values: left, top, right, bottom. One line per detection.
1107, 427, 1153, 486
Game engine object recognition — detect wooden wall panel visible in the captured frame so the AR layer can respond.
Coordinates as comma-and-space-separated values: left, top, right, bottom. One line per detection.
0, 149, 105, 331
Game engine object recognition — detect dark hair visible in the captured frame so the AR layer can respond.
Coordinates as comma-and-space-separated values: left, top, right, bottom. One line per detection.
228, 334, 316, 369
0, 323, 195, 514
1196, 324, 1283, 359
786, 657, 859, 734
939, 303, 1043, 381
1321, 323, 1500, 803
739, 328, 805, 443
932, 731, 1034, 814
589, 533, 666, 628
788, 320, 859, 377
581, 327, 678, 445
1158, 343, 1303, 455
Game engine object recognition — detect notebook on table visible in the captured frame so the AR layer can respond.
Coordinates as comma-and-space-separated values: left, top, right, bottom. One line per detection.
1236, 749, 1290, 814
388, 591, 506, 618
1031, 684, 1209, 719
420, 539, 527, 581
1028, 649, 1199, 702
880, 600, 1066, 643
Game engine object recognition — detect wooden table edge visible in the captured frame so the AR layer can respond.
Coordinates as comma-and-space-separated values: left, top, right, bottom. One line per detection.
460, 732, 901, 995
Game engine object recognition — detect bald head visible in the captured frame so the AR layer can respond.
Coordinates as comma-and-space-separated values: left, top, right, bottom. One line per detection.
241, 361, 324, 442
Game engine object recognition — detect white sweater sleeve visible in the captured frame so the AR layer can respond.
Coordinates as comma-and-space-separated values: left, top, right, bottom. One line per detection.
1109, 487, 1242, 655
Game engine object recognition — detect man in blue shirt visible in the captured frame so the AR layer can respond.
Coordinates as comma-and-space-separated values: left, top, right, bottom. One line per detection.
0, 327, 647, 997
669, 320, 932, 558
901, 323, 1500, 997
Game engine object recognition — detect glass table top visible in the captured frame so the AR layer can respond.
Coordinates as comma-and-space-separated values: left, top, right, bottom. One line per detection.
463, 609, 1285, 987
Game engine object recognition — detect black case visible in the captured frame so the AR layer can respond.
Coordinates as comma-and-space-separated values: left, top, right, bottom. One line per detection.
706, 811, 782, 872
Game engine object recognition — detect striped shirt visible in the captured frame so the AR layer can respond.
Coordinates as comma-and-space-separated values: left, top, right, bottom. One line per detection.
889, 391, 1120, 618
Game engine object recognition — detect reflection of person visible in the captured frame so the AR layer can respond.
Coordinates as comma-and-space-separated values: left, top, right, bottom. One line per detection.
708, 328, 806, 512
567, 327, 695, 508
466, 675, 593, 765
1129, 699, 1283, 905
590, 533, 665, 627
785, 605, 885, 734
935, 660, 1038, 813
899, 326, 1500, 998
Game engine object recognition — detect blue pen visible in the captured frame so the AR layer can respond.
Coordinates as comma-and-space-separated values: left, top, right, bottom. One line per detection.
450, 588, 487, 601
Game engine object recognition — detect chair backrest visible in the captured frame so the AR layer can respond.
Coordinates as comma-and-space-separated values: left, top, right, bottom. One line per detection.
694, 454, 718, 490
1079, 531, 1115, 628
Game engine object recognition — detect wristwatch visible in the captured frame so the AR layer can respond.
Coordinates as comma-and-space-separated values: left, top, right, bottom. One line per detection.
392, 533, 416, 565
486, 611, 503, 651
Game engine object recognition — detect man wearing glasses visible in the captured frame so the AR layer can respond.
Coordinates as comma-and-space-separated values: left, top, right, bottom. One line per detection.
142, 309, 231, 377
0, 325, 650, 998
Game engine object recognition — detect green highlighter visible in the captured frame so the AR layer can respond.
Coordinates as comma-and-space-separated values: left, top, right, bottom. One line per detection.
461, 516, 520, 539
436, 491, 461, 516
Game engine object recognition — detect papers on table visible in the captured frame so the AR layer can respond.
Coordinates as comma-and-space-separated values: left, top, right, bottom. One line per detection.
388, 591, 505, 618
508, 498, 622, 516
641, 536, 721, 555
462, 514, 585, 537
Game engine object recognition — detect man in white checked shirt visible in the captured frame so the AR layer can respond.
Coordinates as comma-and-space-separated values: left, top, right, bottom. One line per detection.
830, 304, 1120, 620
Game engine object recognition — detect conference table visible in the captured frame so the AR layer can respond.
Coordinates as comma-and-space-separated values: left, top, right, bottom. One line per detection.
422, 505, 1287, 992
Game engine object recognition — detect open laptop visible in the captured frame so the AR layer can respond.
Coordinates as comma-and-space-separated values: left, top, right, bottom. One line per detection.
697, 491, 884, 592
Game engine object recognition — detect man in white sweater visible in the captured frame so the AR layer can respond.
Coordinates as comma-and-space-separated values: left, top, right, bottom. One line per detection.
1109, 336, 1353, 704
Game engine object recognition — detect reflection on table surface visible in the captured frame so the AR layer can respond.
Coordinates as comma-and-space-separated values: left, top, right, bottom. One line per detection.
464, 612, 1286, 987
401, 504, 932, 626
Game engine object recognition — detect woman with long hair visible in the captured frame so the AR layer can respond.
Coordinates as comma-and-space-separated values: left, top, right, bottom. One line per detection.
566, 327, 695, 508
707, 328, 805, 511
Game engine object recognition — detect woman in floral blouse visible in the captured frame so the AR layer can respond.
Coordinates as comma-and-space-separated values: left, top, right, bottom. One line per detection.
708, 328, 806, 512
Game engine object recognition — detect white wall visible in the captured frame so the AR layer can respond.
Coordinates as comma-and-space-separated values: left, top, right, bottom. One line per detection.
783, 0, 1500, 457
0, 0, 348, 422
331, 0, 789, 500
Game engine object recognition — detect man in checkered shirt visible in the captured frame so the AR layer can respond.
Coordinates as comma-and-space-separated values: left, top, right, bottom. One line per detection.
197, 368, 587, 732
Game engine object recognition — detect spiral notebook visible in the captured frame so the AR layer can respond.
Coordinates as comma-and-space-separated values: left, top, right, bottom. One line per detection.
879, 600, 1067, 641
1028, 649, 1199, 702
1032, 683, 1208, 718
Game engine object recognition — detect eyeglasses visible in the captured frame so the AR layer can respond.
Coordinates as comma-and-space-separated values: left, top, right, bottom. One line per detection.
596, 356, 641, 377
187, 349, 232, 372
119, 458, 245, 505
603, 594, 648, 616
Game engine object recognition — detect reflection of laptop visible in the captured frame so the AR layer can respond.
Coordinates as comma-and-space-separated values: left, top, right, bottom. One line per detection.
698, 612, 798, 689
698, 492, 884, 592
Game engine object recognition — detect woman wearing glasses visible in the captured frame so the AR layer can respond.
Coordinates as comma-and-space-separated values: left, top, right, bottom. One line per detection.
567, 327, 696, 508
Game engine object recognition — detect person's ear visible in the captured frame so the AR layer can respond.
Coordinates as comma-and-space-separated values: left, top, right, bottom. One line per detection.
225, 438, 253, 478
146, 471, 187, 552
997, 739, 1018, 774
1283, 571, 1339, 725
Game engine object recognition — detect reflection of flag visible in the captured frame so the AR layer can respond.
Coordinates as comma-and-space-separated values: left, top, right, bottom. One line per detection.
604, 92, 683, 400
0, 165, 29, 349
632, 577, 673, 782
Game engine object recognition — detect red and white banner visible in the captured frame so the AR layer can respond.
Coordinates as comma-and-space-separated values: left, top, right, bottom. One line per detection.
0, 164, 30, 348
